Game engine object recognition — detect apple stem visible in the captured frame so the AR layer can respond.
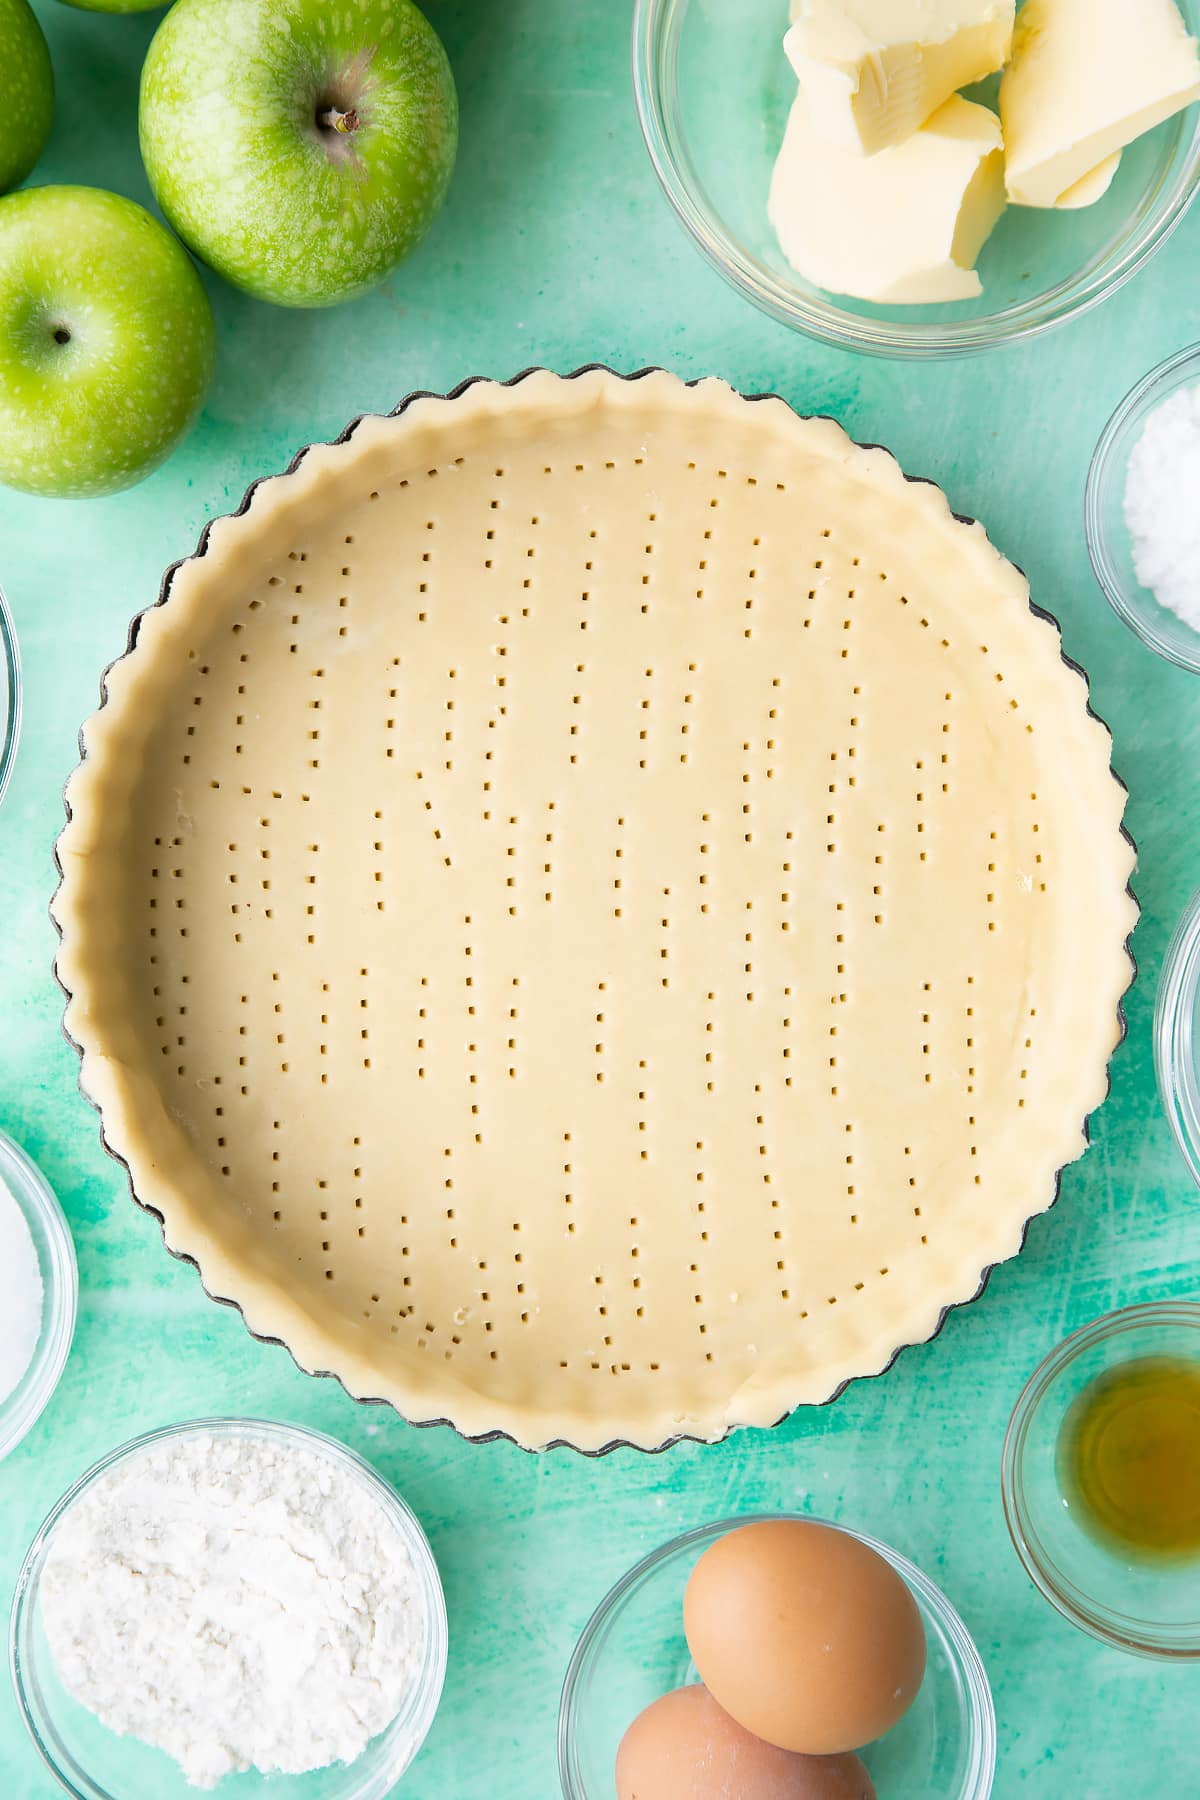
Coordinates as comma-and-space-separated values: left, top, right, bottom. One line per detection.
318, 106, 360, 135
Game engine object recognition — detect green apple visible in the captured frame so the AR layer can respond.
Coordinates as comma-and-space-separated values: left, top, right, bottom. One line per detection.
0, 187, 216, 497
0, 0, 53, 193
139, 0, 458, 308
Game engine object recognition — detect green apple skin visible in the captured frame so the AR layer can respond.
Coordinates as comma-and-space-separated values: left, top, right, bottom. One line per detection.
139, 0, 458, 308
0, 187, 216, 498
0, 0, 53, 193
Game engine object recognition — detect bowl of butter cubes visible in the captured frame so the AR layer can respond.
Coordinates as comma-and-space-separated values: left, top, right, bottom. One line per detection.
633, 0, 1200, 357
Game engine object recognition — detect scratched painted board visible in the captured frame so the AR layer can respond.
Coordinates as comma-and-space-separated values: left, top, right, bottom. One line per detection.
1, 2, 1199, 1796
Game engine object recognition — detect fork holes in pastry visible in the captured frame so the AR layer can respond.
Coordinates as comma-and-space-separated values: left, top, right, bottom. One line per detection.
106, 395, 1115, 1440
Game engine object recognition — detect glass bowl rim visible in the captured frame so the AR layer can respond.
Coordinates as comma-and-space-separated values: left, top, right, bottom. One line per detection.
1154, 883, 1200, 1189
0, 1129, 78, 1464
9, 1414, 449, 1800
557, 1509, 997, 1799
1001, 1300, 1200, 1659
1085, 340, 1200, 674
630, 0, 1200, 360
0, 583, 22, 810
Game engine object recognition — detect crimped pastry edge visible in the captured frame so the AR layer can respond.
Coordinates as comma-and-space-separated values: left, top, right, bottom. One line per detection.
50, 366, 1139, 1453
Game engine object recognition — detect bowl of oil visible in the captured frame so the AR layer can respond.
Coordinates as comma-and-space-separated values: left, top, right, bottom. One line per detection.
1002, 1302, 1200, 1658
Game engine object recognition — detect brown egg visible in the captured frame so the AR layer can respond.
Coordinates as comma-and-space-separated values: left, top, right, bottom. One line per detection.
683, 1520, 926, 1755
616, 1684, 877, 1800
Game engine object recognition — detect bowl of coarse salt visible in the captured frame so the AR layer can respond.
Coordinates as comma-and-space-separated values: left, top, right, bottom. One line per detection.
0, 1128, 77, 1462
1087, 342, 1200, 674
10, 1418, 447, 1800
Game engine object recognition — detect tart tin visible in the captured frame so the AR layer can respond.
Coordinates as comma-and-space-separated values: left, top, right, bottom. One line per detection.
558, 1512, 996, 1798
51, 366, 1138, 1456
1155, 883, 1200, 1191
10, 1417, 448, 1800
1087, 342, 1200, 674
633, 0, 1200, 360
0, 583, 21, 810
1002, 1303, 1200, 1658
0, 1129, 77, 1463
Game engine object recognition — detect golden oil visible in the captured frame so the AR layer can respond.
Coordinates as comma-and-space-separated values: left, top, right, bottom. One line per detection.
1059, 1356, 1200, 1559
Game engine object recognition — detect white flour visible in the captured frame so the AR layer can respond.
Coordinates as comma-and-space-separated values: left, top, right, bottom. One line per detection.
1124, 382, 1200, 630
41, 1431, 426, 1788
0, 1178, 43, 1404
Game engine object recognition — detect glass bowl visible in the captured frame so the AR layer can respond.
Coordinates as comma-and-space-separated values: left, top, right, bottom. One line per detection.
1155, 883, 1200, 1188
1086, 342, 1200, 673
1002, 1303, 1200, 1658
558, 1513, 996, 1799
10, 1418, 448, 1800
0, 1129, 77, 1462
632, 0, 1200, 358
0, 582, 21, 808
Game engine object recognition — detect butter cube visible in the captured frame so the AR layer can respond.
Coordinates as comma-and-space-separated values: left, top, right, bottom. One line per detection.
785, 0, 1014, 156
1001, 0, 1200, 207
769, 93, 1006, 304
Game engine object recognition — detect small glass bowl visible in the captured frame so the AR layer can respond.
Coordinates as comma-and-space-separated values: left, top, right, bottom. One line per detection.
632, 0, 1200, 358
10, 1418, 448, 1800
1002, 1303, 1200, 1659
0, 1130, 77, 1462
0, 583, 21, 808
1086, 343, 1200, 672
558, 1513, 996, 1799
1155, 885, 1200, 1189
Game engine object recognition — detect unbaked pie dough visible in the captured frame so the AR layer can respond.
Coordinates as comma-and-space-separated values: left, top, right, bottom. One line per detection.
53, 370, 1136, 1451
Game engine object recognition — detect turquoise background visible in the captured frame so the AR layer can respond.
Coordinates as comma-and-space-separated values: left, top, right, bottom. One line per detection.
2, 2, 1200, 1794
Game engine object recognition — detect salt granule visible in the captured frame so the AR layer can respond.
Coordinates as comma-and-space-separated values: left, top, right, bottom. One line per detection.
0, 1179, 43, 1404
1123, 382, 1200, 631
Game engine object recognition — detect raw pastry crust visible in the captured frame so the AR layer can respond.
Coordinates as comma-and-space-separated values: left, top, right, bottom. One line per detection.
52, 370, 1136, 1452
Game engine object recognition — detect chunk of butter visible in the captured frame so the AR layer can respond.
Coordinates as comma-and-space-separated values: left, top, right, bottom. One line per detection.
1055, 152, 1121, 210
769, 92, 1006, 303
784, 0, 1015, 156
1001, 0, 1200, 207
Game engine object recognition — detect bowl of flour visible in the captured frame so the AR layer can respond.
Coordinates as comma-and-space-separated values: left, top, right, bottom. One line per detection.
0, 1127, 77, 1462
10, 1418, 447, 1799
1087, 341, 1200, 675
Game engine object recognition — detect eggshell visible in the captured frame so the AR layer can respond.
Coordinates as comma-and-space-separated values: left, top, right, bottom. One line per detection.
683, 1520, 926, 1754
615, 1684, 877, 1800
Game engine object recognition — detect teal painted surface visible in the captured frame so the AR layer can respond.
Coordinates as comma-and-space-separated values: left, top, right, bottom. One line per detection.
0, 3, 1198, 1794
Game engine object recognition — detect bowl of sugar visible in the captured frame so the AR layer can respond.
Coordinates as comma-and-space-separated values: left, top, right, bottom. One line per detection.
1087, 342, 1200, 673
0, 1128, 77, 1461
